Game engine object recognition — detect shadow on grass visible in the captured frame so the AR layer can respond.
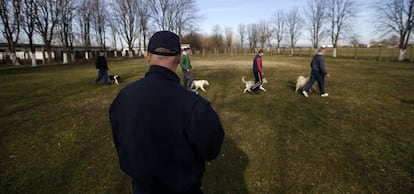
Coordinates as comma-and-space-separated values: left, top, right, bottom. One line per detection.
203, 137, 249, 194
287, 80, 297, 92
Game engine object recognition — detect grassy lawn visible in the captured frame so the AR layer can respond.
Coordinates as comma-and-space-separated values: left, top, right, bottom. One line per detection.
1, 55, 413, 193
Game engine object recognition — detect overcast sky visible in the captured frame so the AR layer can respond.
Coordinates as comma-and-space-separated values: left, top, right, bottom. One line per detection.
195, 0, 378, 45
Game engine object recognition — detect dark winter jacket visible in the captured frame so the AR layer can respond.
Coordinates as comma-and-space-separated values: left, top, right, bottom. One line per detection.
95, 56, 108, 70
252, 54, 263, 73
109, 65, 224, 193
310, 53, 327, 75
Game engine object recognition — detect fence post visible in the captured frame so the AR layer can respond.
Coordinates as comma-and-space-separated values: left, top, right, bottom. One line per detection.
354, 47, 358, 60
378, 45, 382, 61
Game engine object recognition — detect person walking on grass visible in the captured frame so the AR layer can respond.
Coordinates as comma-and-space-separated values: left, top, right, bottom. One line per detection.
180, 47, 193, 90
302, 45, 330, 97
249, 49, 265, 94
95, 50, 109, 85
109, 31, 224, 194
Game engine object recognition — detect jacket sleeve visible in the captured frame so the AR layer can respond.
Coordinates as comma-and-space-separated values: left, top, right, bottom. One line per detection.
256, 58, 263, 73
186, 99, 224, 162
104, 59, 109, 70
318, 56, 327, 75
95, 58, 100, 69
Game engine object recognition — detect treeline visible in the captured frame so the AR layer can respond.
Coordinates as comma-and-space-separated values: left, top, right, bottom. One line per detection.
2, 0, 414, 66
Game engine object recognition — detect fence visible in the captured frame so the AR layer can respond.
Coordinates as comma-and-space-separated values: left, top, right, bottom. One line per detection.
198, 46, 414, 62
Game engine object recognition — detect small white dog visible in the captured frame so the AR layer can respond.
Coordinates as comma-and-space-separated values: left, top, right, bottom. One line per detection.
295, 75, 316, 92
242, 76, 268, 93
191, 80, 209, 92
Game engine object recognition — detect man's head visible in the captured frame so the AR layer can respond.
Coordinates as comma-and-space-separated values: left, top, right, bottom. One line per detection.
258, 49, 264, 56
147, 31, 182, 71
318, 45, 327, 54
99, 50, 105, 57
183, 47, 191, 54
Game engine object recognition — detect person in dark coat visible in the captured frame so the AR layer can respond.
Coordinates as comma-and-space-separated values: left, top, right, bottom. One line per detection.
302, 45, 330, 97
109, 31, 225, 194
249, 49, 265, 93
95, 50, 109, 85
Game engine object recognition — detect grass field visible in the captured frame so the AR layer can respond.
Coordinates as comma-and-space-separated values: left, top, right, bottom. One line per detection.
1, 55, 413, 193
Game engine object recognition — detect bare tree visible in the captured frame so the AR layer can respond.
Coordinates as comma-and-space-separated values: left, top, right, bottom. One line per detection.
224, 26, 233, 49
327, 0, 356, 57
271, 9, 286, 54
349, 33, 359, 46
286, 7, 304, 56
147, 0, 169, 31
147, 0, 199, 34
112, 0, 140, 57
0, 0, 22, 65
22, 0, 38, 66
375, 0, 414, 61
211, 25, 223, 53
109, 22, 118, 57
173, 0, 199, 37
138, 1, 150, 53
58, 0, 76, 64
35, 0, 62, 63
258, 20, 272, 49
76, 0, 93, 60
305, 0, 327, 51
247, 23, 259, 52
238, 24, 246, 50
90, 0, 108, 49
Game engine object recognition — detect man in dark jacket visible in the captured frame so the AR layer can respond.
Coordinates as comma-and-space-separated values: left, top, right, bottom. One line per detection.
109, 31, 224, 194
249, 49, 265, 93
95, 50, 109, 85
302, 45, 330, 97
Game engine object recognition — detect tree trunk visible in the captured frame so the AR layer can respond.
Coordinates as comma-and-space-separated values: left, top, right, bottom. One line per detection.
47, 51, 53, 63
398, 49, 406, 61
333, 47, 337, 58
63, 53, 68, 64
11, 53, 21, 66
31, 51, 37, 67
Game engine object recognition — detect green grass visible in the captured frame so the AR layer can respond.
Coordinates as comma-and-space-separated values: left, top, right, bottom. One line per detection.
1, 55, 413, 193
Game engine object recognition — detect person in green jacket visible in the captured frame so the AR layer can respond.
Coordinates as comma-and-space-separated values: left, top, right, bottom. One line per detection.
180, 47, 193, 89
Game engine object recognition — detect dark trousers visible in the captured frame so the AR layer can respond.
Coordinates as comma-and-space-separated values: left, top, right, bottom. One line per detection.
183, 70, 193, 89
250, 71, 263, 91
95, 70, 108, 85
304, 70, 325, 94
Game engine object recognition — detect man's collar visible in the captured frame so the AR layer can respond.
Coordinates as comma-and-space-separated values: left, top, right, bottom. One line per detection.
146, 65, 180, 83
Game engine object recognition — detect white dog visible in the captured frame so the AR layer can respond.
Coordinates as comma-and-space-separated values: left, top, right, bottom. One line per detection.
191, 80, 209, 92
242, 76, 268, 93
295, 75, 316, 92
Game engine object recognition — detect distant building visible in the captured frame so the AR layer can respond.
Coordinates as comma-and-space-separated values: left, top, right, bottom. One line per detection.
0, 43, 106, 64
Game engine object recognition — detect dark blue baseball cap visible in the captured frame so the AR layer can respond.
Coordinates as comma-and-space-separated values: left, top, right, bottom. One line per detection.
148, 31, 181, 56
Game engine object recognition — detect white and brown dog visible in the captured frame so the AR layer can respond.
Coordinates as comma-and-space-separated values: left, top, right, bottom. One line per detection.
295, 75, 316, 92
242, 76, 268, 93
191, 80, 209, 92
